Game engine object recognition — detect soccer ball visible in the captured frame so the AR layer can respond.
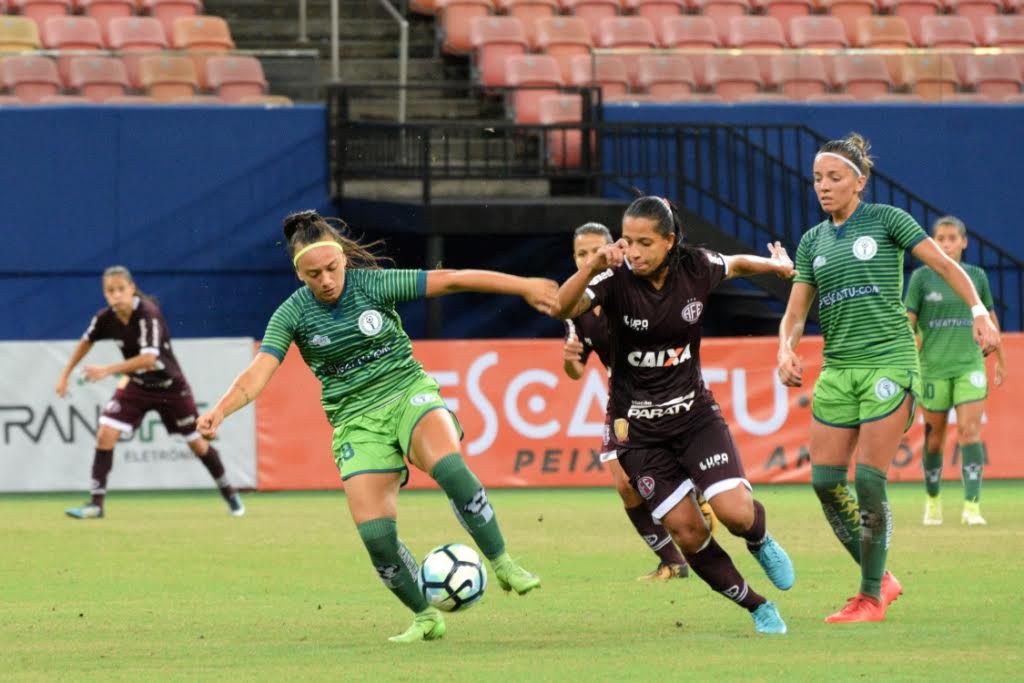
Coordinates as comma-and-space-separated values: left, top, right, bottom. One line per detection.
419, 543, 487, 612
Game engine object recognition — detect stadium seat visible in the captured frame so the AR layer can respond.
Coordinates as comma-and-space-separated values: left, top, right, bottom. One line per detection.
857, 16, 914, 87
834, 54, 893, 98
570, 53, 630, 100
921, 16, 976, 82
623, 0, 686, 24
938, 93, 986, 102
660, 16, 719, 85
636, 54, 695, 99
410, 0, 440, 14
238, 94, 293, 106
820, 0, 878, 46
538, 93, 584, 167
142, 0, 201, 42
561, 0, 620, 44
906, 54, 960, 99
107, 16, 167, 87
1, 56, 60, 103
11, 0, 70, 33
945, 0, 1002, 44
104, 94, 157, 103
171, 94, 222, 104
983, 16, 1024, 74
498, 0, 558, 50
597, 16, 657, 85
470, 16, 527, 89
0, 15, 42, 50
0, 95, 24, 105
704, 54, 761, 99
965, 54, 1021, 100
770, 54, 829, 99
735, 92, 789, 102
68, 55, 128, 101
789, 16, 847, 48
138, 53, 197, 101
78, 0, 135, 43
752, 0, 813, 36
805, 93, 858, 102
205, 55, 267, 103
505, 54, 563, 123
728, 16, 787, 82
436, 0, 494, 55
42, 16, 103, 86
39, 93, 88, 103
691, 0, 748, 44
872, 93, 924, 102
1003, 92, 1024, 102
172, 15, 234, 89
880, 0, 941, 46
535, 16, 592, 83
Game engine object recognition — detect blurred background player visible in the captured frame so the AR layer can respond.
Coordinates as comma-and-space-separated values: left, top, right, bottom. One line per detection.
56, 266, 243, 519
556, 196, 797, 635
198, 210, 557, 643
778, 134, 1001, 624
906, 216, 1008, 527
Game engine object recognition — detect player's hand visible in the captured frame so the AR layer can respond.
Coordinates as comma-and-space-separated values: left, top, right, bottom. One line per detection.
55, 375, 69, 398
82, 365, 109, 382
995, 360, 1007, 387
587, 239, 627, 274
767, 241, 798, 280
523, 278, 560, 316
563, 335, 584, 364
197, 410, 224, 440
777, 349, 804, 388
973, 314, 1000, 357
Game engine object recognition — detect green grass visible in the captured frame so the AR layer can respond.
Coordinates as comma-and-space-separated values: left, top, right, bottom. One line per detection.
1, 483, 1022, 681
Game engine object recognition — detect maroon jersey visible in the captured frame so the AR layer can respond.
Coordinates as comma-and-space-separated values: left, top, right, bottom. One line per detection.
565, 308, 611, 370
83, 296, 186, 389
585, 249, 728, 447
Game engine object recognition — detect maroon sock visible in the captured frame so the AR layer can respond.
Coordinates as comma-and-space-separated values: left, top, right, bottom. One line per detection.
198, 446, 236, 501
90, 448, 114, 507
684, 537, 766, 612
742, 500, 767, 551
625, 505, 687, 565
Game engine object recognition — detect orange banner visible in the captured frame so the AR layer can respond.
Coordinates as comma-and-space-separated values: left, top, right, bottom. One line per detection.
255, 335, 1022, 490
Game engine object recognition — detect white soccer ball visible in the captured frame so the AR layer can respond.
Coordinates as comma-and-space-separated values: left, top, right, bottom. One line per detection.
419, 543, 487, 612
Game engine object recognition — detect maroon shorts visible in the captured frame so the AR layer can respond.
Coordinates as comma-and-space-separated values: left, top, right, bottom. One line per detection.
616, 415, 750, 521
100, 379, 200, 440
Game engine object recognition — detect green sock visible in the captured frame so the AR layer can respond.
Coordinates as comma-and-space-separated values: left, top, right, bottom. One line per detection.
431, 453, 506, 560
923, 450, 943, 497
811, 464, 861, 563
961, 442, 985, 503
357, 518, 427, 613
854, 464, 891, 600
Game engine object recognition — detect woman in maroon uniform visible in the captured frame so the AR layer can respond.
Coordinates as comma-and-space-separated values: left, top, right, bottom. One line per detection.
55, 266, 244, 519
555, 197, 796, 634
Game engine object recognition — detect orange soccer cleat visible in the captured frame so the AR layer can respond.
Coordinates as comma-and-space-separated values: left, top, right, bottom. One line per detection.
881, 571, 903, 608
825, 594, 886, 623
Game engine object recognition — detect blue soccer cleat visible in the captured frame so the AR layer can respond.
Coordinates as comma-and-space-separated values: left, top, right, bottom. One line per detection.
752, 601, 787, 635
65, 502, 104, 519
750, 534, 795, 591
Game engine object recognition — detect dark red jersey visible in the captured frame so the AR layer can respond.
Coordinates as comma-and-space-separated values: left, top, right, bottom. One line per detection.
584, 249, 728, 447
83, 296, 185, 389
565, 307, 611, 370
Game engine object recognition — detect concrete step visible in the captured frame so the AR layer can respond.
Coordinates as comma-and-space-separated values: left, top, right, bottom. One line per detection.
341, 179, 551, 201
346, 97, 489, 120
335, 57, 449, 82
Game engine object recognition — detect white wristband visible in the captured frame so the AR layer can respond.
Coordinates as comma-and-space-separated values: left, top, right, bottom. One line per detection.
971, 304, 989, 318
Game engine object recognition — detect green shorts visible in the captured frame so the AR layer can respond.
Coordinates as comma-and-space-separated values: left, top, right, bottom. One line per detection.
812, 366, 919, 430
920, 367, 988, 413
331, 374, 463, 484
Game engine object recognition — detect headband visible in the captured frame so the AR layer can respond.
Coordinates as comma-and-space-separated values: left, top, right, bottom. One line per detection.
815, 152, 864, 178
293, 240, 344, 268
655, 196, 672, 213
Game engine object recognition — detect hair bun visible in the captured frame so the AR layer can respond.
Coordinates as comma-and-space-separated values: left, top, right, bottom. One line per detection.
283, 210, 321, 242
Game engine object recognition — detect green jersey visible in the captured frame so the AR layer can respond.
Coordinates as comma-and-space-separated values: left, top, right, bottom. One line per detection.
905, 263, 993, 379
260, 268, 429, 425
794, 202, 927, 370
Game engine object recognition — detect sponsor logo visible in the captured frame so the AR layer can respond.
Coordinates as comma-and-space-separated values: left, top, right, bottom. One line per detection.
613, 418, 629, 442
852, 236, 878, 261
705, 252, 725, 267
642, 533, 659, 547
320, 345, 392, 376
874, 377, 900, 401
358, 310, 384, 336
681, 300, 703, 324
175, 416, 195, 427
813, 255, 827, 270
637, 475, 656, 499
819, 285, 880, 309
410, 393, 436, 406
623, 315, 649, 331
104, 400, 121, 414
627, 344, 692, 368
969, 371, 987, 389
463, 488, 495, 524
375, 563, 400, 587
588, 269, 614, 286
925, 291, 943, 303
309, 334, 332, 347
698, 451, 730, 472
627, 391, 696, 419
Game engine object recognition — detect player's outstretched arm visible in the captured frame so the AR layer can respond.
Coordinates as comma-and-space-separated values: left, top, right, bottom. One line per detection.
56, 339, 94, 397
777, 283, 816, 388
425, 269, 559, 316
562, 333, 586, 380
723, 242, 798, 281
911, 238, 1000, 356
198, 352, 281, 439
83, 353, 159, 384
554, 239, 626, 319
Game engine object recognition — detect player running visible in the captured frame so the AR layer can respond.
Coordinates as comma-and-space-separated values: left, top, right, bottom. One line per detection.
906, 216, 1007, 527
777, 134, 1000, 623
56, 266, 244, 519
197, 210, 556, 643
555, 196, 797, 635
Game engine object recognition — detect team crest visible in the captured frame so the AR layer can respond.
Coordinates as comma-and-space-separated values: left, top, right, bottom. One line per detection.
813, 255, 827, 270
925, 291, 943, 302
637, 476, 656, 500
874, 377, 899, 400
681, 300, 703, 324
852, 236, 878, 261
613, 418, 629, 442
969, 371, 987, 388
309, 334, 332, 347
358, 310, 384, 336
410, 393, 435, 406
104, 400, 121, 414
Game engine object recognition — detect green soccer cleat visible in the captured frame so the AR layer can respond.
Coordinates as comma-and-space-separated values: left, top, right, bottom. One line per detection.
961, 501, 987, 526
751, 601, 787, 635
65, 503, 104, 519
923, 495, 942, 526
388, 607, 447, 643
493, 554, 541, 595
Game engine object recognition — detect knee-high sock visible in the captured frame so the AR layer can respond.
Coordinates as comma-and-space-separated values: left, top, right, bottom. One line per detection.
960, 442, 985, 503
922, 450, 943, 497
90, 449, 114, 507
431, 453, 506, 560
625, 505, 686, 565
741, 500, 767, 551
811, 464, 861, 563
357, 518, 427, 613
855, 464, 891, 600
683, 537, 766, 612
198, 446, 236, 501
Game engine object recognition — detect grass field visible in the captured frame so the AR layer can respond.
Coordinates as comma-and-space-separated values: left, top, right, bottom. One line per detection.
2, 482, 1022, 681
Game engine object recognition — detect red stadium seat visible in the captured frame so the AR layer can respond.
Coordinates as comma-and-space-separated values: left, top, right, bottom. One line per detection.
728, 16, 786, 82
536, 16, 592, 83
142, 0, 201, 42
805, 93, 858, 102
834, 53, 893, 99
691, 0, 748, 44
770, 54, 829, 99
539, 93, 584, 167
905, 54, 960, 100
660, 16, 719, 85
945, 0, 1001, 45
636, 54, 695, 99
704, 54, 761, 99
39, 94, 89, 103
880, 0, 941, 46
597, 16, 657, 85
965, 54, 1022, 100
735, 92, 790, 102
42, 16, 103, 86
570, 53, 630, 100
11, 0, 70, 33
1003, 93, 1024, 103
410, 0, 441, 14
68, 55, 128, 101
172, 15, 233, 50
857, 16, 914, 87
819, 0, 878, 46
623, 0, 686, 24
789, 15, 847, 47
921, 16, 976, 83
871, 93, 924, 102
107, 16, 167, 87
983, 16, 1024, 74
505, 54, 563, 123
138, 53, 197, 101
498, 0, 558, 50
171, 94, 222, 104
104, 94, 158, 103
561, 0, 620, 44
470, 17, 527, 88
1, 55, 60, 103
752, 0, 813, 37
0, 16, 42, 50
436, 0, 494, 55
205, 55, 267, 102
238, 94, 293, 106
938, 93, 987, 102
78, 0, 135, 43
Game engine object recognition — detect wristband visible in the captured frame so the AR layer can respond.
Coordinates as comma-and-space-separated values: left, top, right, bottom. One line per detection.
971, 304, 989, 318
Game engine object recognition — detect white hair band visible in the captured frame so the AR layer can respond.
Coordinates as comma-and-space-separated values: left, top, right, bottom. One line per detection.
815, 152, 864, 178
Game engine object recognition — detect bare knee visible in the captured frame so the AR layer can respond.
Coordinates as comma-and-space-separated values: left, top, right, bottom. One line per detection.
957, 419, 982, 444
188, 438, 209, 456
924, 416, 948, 453
95, 426, 121, 450
708, 486, 755, 534
661, 501, 710, 554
